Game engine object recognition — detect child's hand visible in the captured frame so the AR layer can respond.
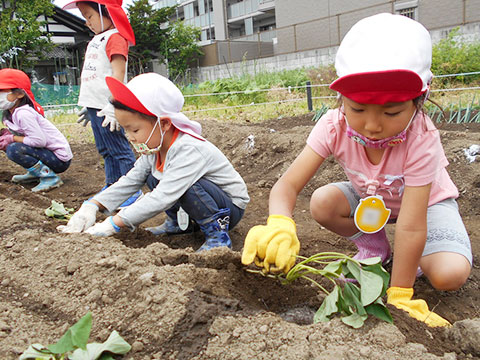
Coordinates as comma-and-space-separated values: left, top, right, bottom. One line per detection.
386, 287, 451, 327
57, 201, 99, 233
98, 103, 121, 132
85, 216, 121, 237
242, 215, 300, 274
77, 107, 89, 127
0, 129, 14, 150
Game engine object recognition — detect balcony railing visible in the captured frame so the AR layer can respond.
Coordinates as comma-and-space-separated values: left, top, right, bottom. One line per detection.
152, 0, 179, 9
184, 12, 214, 28
227, 0, 260, 19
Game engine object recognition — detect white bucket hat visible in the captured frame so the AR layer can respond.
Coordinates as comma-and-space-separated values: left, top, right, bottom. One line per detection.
106, 73, 204, 140
330, 13, 433, 104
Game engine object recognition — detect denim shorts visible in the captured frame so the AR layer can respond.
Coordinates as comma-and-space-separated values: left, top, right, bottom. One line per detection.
331, 181, 473, 265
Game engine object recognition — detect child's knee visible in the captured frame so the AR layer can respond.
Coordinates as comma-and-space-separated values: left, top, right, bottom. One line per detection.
426, 259, 471, 291
310, 185, 349, 223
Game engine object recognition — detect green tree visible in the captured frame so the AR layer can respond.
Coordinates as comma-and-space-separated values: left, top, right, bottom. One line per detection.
0, 0, 54, 69
166, 20, 203, 83
127, 0, 203, 82
127, 0, 176, 75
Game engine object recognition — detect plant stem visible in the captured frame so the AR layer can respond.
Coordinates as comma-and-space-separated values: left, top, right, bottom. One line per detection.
299, 274, 330, 295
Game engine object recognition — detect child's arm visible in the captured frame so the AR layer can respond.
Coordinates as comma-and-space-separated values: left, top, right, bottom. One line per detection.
269, 145, 325, 216
391, 183, 431, 287
98, 54, 127, 132
242, 145, 325, 273
387, 183, 451, 327
110, 54, 126, 82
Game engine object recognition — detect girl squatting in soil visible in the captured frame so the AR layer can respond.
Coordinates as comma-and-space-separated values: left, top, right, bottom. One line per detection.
0, 69, 72, 192
63, 0, 141, 206
242, 13, 472, 327
59, 73, 250, 251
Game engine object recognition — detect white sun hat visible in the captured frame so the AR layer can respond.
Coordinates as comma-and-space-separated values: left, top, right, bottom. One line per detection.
106, 73, 204, 140
330, 13, 433, 104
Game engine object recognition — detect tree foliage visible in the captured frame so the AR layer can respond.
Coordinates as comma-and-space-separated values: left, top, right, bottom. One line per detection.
432, 27, 480, 84
166, 20, 203, 83
127, 0, 203, 83
127, 0, 175, 75
0, 0, 54, 69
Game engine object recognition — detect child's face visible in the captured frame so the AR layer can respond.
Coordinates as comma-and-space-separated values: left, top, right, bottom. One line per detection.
343, 97, 416, 140
115, 109, 162, 149
77, 3, 113, 35
0, 89, 18, 103
0, 89, 25, 110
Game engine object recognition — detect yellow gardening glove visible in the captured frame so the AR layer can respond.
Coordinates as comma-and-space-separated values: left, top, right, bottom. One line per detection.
242, 215, 300, 274
386, 287, 451, 328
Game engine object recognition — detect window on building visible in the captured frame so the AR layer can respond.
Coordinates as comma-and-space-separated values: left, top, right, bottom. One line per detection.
394, 1, 418, 20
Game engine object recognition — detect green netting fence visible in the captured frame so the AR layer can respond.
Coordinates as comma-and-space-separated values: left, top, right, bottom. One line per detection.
31, 82, 79, 107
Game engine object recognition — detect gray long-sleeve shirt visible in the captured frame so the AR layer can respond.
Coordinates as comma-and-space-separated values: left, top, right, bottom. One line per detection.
93, 132, 249, 229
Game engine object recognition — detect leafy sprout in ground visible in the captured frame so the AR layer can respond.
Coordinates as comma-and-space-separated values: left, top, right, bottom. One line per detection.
45, 200, 74, 221
20, 312, 131, 360
248, 252, 392, 328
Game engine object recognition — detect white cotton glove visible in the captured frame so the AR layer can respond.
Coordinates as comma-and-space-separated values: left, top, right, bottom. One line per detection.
57, 201, 99, 233
98, 103, 120, 132
77, 107, 89, 127
85, 216, 121, 237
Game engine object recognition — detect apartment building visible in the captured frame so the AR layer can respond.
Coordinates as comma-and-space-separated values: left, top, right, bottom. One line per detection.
150, 0, 276, 64
274, 0, 480, 55
150, 0, 480, 81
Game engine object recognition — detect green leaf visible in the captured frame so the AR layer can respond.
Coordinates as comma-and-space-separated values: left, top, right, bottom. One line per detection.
359, 269, 384, 306
19, 344, 55, 360
363, 263, 390, 294
323, 260, 342, 275
346, 260, 361, 280
70, 331, 131, 360
48, 312, 92, 353
365, 301, 393, 324
313, 298, 329, 323
341, 313, 367, 328
45, 200, 74, 220
314, 286, 340, 323
342, 282, 366, 316
357, 257, 381, 266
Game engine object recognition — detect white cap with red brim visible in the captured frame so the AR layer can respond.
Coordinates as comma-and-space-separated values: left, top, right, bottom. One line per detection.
63, 0, 135, 45
106, 73, 204, 141
330, 13, 433, 104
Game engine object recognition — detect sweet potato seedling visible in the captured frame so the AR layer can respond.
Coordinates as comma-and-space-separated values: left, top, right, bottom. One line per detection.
44, 200, 74, 221
19, 312, 131, 360
249, 252, 392, 328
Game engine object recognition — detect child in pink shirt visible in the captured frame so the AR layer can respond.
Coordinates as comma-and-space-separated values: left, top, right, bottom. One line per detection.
241, 13, 471, 328
0, 69, 72, 192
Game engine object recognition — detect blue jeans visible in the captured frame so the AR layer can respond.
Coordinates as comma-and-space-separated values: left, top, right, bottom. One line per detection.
147, 175, 244, 228
6, 142, 71, 173
88, 108, 136, 185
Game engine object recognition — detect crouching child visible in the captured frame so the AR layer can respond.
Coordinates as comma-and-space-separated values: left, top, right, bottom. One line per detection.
58, 73, 249, 251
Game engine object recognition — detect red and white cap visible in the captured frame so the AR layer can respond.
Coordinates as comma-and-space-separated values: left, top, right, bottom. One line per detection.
330, 13, 432, 104
106, 73, 204, 140
0, 68, 45, 116
63, 0, 135, 45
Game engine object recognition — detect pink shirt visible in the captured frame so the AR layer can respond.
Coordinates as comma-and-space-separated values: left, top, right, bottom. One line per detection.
307, 109, 458, 217
4, 105, 73, 162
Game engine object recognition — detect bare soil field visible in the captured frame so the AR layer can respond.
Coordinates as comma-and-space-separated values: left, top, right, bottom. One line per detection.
0, 114, 479, 359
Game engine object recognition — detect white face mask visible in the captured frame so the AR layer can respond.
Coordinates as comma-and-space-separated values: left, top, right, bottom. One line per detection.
0, 92, 16, 110
130, 118, 166, 155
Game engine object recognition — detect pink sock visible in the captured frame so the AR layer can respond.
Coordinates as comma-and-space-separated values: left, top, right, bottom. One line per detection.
348, 228, 392, 265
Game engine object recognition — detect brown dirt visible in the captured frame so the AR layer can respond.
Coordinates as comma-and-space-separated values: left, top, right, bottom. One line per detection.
0, 114, 479, 359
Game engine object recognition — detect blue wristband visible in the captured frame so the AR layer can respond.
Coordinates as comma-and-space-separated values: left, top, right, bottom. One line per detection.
109, 216, 121, 232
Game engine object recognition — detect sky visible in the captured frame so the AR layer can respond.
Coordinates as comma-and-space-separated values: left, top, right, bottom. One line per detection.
53, 0, 135, 18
